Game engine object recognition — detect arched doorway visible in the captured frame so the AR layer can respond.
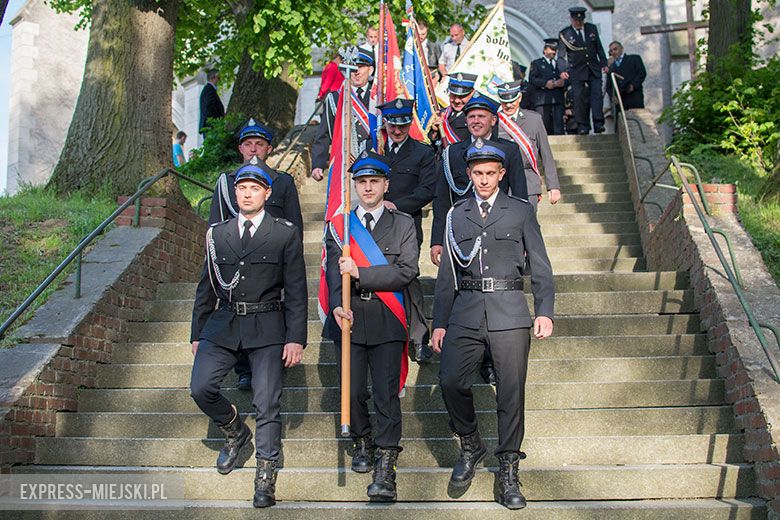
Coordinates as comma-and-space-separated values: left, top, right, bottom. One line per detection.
504, 6, 548, 68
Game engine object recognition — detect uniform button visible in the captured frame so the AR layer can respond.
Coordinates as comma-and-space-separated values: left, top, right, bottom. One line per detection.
221, 257, 226, 261
241, 292, 246, 297
241, 276, 246, 280
483, 248, 488, 253
485, 266, 490, 270
239, 261, 245, 266
482, 232, 487, 237
506, 233, 511, 237
262, 256, 266, 260
385, 247, 389, 251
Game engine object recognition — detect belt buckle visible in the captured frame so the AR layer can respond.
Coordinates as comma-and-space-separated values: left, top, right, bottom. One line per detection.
235, 302, 247, 316
359, 291, 372, 302
481, 277, 495, 293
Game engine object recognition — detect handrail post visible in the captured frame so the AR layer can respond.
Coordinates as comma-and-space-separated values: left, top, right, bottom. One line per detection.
74, 251, 82, 299
760, 323, 780, 353
678, 162, 712, 215
711, 228, 744, 289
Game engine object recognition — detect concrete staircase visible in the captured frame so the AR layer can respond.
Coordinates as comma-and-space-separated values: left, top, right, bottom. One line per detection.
16, 134, 765, 517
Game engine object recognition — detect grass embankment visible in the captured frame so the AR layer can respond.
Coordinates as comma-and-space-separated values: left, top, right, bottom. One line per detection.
680, 150, 780, 285
0, 186, 114, 345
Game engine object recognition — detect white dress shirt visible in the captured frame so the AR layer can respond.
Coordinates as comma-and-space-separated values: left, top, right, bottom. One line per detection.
355, 205, 385, 231
238, 211, 266, 238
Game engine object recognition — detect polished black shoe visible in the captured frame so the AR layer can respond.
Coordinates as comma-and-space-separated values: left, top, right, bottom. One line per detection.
253, 459, 277, 508
415, 343, 433, 364
479, 360, 497, 386
450, 430, 487, 487
367, 447, 399, 501
594, 125, 606, 134
578, 129, 590, 135
237, 373, 252, 391
351, 435, 375, 473
497, 452, 527, 509
215, 406, 252, 475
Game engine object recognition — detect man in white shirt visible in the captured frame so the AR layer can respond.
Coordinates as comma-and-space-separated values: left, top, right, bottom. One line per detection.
438, 24, 470, 76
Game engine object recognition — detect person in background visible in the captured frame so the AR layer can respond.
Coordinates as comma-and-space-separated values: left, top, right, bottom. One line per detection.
529, 38, 568, 136
606, 41, 647, 110
417, 20, 442, 83
317, 52, 343, 102
199, 69, 225, 134
173, 131, 187, 168
438, 24, 470, 77
361, 26, 380, 58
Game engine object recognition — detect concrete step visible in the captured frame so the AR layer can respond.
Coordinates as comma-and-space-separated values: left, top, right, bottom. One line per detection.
35, 434, 743, 468
77, 379, 725, 413
5, 498, 767, 520
300, 200, 636, 216
129, 314, 699, 344
555, 172, 629, 184
552, 157, 625, 169
147, 289, 695, 323
56, 406, 736, 439
94, 355, 716, 388
300, 211, 639, 227
14, 463, 756, 501
158, 272, 689, 301
549, 134, 618, 143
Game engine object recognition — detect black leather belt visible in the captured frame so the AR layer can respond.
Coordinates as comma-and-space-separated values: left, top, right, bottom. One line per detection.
223, 300, 284, 315
458, 278, 523, 292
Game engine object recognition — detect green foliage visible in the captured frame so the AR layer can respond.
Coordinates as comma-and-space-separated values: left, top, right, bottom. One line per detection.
663, 53, 780, 176
0, 186, 114, 344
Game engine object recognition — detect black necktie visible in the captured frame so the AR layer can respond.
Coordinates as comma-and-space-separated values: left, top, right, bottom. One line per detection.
480, 201, 491, 221
455, 43, 461, 60
356, 87, 364, 102
389, 143, 398, 158
364, 213, 374, 234
577, 29, 585, 43
241, 220, 253, 250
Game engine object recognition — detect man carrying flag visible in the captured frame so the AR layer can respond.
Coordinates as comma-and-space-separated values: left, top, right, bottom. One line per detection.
311, 48, 377, 181
496, 80, 561, 211
378, 98, 437, 363
322, 151, 419, 502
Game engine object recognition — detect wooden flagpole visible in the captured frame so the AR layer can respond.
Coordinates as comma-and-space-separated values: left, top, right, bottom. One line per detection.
339, 48, 357, 437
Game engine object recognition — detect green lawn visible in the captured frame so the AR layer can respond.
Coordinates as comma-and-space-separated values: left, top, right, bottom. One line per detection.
679, 150, 780, 285
0, 186, 115, 345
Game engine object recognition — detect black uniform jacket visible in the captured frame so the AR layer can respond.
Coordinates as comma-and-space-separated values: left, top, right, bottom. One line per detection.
190, 215, 308, 349
606, 54, 647, 109
311, 88, 373, 170
430, 137, 527, 247
209, 170, 303, 240
558, 23, 607, 80
199, 83, 225, 132
433, 191, 555, 331
385, 138, 437, 244
323, 209, 419, 345
529, 57, 567, 106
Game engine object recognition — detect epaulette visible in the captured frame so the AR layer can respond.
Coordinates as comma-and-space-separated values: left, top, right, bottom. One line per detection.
211, 219, 231, 228
273, 217, 295, 227
388, 208, 413, 219
508, 194, 530, 204
453, 198, 470, 207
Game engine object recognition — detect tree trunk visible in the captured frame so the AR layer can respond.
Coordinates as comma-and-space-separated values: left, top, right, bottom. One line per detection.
1, 0, 9, 27
226, 51, 299, 143
706, 0, 752, 73
48, 0, 185, 203
758, 142, 780, 203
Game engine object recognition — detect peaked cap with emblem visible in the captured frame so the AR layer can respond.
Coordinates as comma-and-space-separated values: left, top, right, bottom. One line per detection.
239, 118, 274, 144
349, 150, 391, 178
497, 80, 525, 103
569, 6, 587, 19
233, 155, 274, 188
463, 92, 498, 115
448, 72, 478, 96
378, 98, 414, 125
465, 138, 506, 165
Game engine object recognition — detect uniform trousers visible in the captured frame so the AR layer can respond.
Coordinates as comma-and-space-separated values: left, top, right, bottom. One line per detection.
570, 75, 604, 133
335, 340, 404, 449
406, 278, 430, 348
190, 340, 284, 460
535, 104, 565, 136
439, 317, 531, 455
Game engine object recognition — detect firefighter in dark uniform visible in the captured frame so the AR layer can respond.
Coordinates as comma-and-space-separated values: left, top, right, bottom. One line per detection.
378, 98, 437, 363
323, 151, 419, 502
431, 139, 555, 509
311, 47, 376, 182
433, 72, 478, 148
529, 38, 568, 135
209, 119, 304, 392
558, 6, 608, 134
190, 162, 308, 508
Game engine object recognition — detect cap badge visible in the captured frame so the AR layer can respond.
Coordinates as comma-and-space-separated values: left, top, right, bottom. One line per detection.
395, 99, 404, 109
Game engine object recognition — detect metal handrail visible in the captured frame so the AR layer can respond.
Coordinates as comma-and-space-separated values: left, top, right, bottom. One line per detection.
271, 99, 324, 172
610, 73, 643, 202
0, 168, 213, 340
711, 228, 744, 289
625, 117, 646, 143
678, 162, 712, 215
669, 156, 780, 382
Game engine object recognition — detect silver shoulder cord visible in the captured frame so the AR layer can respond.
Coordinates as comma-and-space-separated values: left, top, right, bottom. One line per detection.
442, 146, 472, 197
444, 206, 483, 288
326, 94, 338, 138
218, 173, 238, 220
328, 221, 344, 249
206, 226, 241, 301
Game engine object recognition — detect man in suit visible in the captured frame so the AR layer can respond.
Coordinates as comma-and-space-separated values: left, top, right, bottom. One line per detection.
432, 139, 555, 510
606, 41, 647, 110
209, 119, 304, 392
190, 163, 307, 508
323, 151, 419, 502
199, 69, 225, 134
529, 38, 568, 135
497, 80, 561, 210
430, 94, 527, 267
558, 7, 608, 134
379, 98, 437, 363
417, 20, 442, 82
311, 48, 376, 182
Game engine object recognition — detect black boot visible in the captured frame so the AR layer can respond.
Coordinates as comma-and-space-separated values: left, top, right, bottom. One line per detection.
215, 406, 252, 475
351, 435, 375, 473
450, 430, 487, 487
497, 453, 527, 510
253, 459, 277, 508
367, 447, 399, 501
